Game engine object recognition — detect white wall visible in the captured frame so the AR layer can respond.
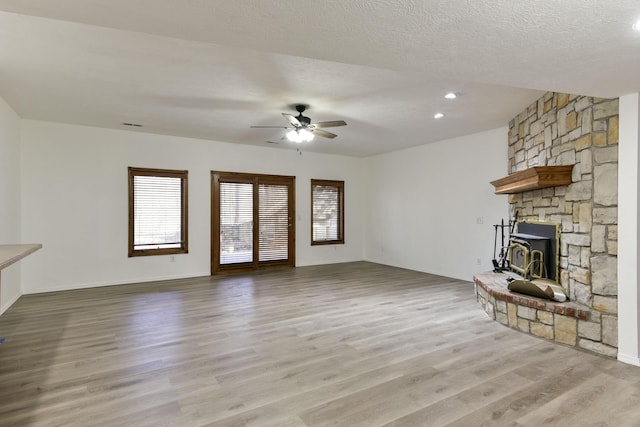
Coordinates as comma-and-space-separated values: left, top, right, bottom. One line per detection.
0, 96, 23, 314
19, 120, 365, 293
15, 120, 512, 293
363, 127, 509, 281
618, 92, 640, 366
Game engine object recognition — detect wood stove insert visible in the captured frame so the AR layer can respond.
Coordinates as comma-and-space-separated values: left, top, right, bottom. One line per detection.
509, 221, 560, 283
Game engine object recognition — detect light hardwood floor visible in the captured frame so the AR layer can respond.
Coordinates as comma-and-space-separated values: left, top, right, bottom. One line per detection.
1, 261, 640, 426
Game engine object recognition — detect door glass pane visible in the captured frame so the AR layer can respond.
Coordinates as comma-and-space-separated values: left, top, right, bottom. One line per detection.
259, 184, 289, 262
219, 182, 253, 264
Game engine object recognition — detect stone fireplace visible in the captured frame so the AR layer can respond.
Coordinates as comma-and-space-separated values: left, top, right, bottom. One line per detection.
475, 92, 619, 358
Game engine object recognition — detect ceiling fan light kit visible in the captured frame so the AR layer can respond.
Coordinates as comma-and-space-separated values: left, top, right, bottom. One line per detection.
287, 128, 314, 143
251, 104, 346, 146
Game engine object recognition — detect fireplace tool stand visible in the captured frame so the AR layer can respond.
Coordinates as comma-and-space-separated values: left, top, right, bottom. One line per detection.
492, 212, 518, 273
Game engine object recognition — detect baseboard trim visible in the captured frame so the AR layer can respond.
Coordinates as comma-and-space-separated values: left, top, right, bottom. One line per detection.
618, 352, 640, 367
22, 272, 212, 295
0, 292, 22, 316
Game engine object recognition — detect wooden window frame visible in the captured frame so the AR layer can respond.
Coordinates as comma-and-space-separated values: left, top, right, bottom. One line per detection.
311, 179, 345, 246
128, 167, 188, 257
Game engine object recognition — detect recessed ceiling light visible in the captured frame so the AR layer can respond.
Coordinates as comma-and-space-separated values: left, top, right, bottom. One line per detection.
434, 113, 445, 119
633, 20, 640, 31
122, 122, 143, 127
444, 92, 457, 99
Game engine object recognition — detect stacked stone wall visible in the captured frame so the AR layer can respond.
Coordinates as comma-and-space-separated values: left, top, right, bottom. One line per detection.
506, 92, 618, 357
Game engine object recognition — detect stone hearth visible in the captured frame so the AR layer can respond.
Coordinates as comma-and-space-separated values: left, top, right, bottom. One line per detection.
474, 272, 591, 349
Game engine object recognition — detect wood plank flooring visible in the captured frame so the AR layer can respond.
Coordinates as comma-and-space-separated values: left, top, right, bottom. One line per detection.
1, 261, 640, 426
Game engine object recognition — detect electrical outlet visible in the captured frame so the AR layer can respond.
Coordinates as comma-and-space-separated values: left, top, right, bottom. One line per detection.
476, 216, 484, 224
170, 255, 176, 262
476, 258, 482, 265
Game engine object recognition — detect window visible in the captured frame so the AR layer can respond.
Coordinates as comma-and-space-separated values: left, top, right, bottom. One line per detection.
128, 167, 188, 257
311, 179, 344, 245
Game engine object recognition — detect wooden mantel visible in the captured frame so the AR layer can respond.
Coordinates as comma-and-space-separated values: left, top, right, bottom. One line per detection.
490, 165, 573, 195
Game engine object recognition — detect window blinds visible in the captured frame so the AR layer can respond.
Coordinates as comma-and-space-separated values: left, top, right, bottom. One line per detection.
219, 181, 254, 264
259, 184, 289, 262
312, 181, 344, 243
133, 175, 184, 250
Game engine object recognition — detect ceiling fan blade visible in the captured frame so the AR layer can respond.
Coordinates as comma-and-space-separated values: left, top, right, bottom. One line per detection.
313, 120, 347, 128
282, 113, 301, 127
311, 129, 338, 139
250, 125, 290, 128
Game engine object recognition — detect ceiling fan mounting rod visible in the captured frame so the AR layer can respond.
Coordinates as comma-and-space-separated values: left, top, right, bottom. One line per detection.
293, 104, 311, 126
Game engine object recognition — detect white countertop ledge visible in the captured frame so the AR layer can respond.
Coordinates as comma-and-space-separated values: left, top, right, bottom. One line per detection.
0, 244, 42, 270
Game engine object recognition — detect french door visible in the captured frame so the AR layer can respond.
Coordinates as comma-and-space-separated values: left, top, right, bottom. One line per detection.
211, 171, 295, 274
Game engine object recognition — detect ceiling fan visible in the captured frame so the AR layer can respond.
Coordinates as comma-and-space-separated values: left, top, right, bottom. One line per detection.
251, 104, 347, 143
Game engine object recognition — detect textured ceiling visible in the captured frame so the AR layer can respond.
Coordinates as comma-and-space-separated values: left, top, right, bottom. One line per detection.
0, 1, 638, 157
